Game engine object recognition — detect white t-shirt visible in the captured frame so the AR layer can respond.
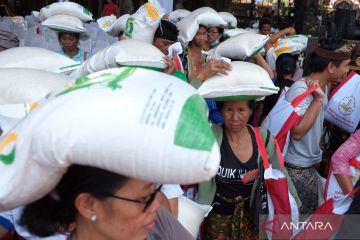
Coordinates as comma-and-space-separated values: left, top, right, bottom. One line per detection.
0, 207, 66, 240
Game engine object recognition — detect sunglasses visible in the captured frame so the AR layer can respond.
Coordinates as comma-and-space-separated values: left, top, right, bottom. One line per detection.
104, 184, 163, 212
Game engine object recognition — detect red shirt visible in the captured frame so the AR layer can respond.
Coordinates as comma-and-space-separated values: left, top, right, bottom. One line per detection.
103, 3, 119, 16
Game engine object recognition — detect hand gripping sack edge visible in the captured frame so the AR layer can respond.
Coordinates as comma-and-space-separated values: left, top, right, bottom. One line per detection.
262, 84, 318, 154
0, 67, 220, 211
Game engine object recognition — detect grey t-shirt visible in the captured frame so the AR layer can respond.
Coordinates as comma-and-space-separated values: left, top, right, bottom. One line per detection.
284, 80, 328, 168
147, 206, 195, 240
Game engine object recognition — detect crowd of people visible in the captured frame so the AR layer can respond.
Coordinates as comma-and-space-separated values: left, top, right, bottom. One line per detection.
0, 1, 359, 240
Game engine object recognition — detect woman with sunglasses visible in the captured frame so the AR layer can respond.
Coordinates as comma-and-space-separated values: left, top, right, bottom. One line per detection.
19, 164, 193, 240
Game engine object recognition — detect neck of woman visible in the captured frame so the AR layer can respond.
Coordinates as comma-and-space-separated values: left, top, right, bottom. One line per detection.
225, 125, 249, 143
64, 47, 79, 59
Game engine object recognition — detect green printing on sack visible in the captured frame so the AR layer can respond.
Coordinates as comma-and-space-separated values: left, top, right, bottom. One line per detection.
174, 95, 215, 151
58, 67, 135, 96
213, 95, 263, 101
83, 7, 91, 16
124, 17, 135, 38
0, 147, 15, 165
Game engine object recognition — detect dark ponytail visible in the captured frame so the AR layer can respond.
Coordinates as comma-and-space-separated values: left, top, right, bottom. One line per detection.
19, 165, 128, 237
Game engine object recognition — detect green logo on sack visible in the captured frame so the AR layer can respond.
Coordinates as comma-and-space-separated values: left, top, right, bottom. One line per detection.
174, 95, 215, 151
0, 133, 17, 165
58, 67, 135, 96
124, 17, 134, 38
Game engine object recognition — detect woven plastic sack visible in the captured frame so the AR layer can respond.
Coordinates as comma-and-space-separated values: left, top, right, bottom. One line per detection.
168, 9, 191, 23
39, 2, 93, 22
223, 28, 250, 38
198, 61, 278, 101
0, 68, 70, 134
218, 12, 237, 28
178, 196, 212, 238
209, 33, 269, 60
177, 7, 227, 45
124, 0, 165, 43
273, 35, 308, 58
97, 14, 130, 37
70, 39, 166, 78
0, 47, 81, 73
325, 71, 360, 133
0, 67, 220, 211
42, 15, 86, 33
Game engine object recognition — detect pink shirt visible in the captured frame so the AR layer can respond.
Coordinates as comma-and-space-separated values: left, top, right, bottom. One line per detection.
331, 129, 360, 176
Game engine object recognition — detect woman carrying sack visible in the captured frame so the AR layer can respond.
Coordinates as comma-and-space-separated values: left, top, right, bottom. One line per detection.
325, 129, 360, 200
198, 99, 300, 240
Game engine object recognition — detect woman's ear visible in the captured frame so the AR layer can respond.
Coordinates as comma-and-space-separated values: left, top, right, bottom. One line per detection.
74, 193, 98, 220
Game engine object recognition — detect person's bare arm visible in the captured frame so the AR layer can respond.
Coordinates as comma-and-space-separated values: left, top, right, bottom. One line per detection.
291, 80, 324, 140
196, 59, 232, 81
335, 174, 354, 195
265, 27, 296, 52
253, 53, 274, 78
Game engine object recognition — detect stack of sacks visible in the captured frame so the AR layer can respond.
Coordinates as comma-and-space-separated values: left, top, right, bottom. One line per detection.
218, 12, 237, 29
40, 1, 93, 33
123, 0, 165, 43
0, 67, 220, 211
198, 61, 279, 101
168, 9, 191, 23
0, 47, 81, 73
0, 68, 70, 134
272, 35, 309, 59
177, 7, 227, 45
209, 32, 269, 60
97, 14, 130, 37
70, 39, 166, 78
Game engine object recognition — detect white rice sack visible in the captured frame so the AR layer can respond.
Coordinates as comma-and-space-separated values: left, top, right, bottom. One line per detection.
39, 2, 93, 22
124, 0, 165, 43
0, 47, 81, 73
97, 14, 130, 37
97, 15, 117, 33
177, 7, 227, 45
178, 196, 212, 238
70, 39, 166, 78
224, 28, 250, 38
0, 68, 70, 134
168, 9, 191, 23
273, 35, 309, 58
219, 12, 237, 28
209, 33, 269, 60
42, 15, 86, 33
0, 67, 220, 211
198, 61, 279, 101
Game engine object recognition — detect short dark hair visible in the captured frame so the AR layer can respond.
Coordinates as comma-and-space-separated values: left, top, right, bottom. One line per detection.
20, 165, 128, 237
259, 18, 272, 29
309, 38, 347, 73
58, 32, 80, 42
216, 100, 256, 112
154, 19, 179, 42
276, 53, 297, 79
